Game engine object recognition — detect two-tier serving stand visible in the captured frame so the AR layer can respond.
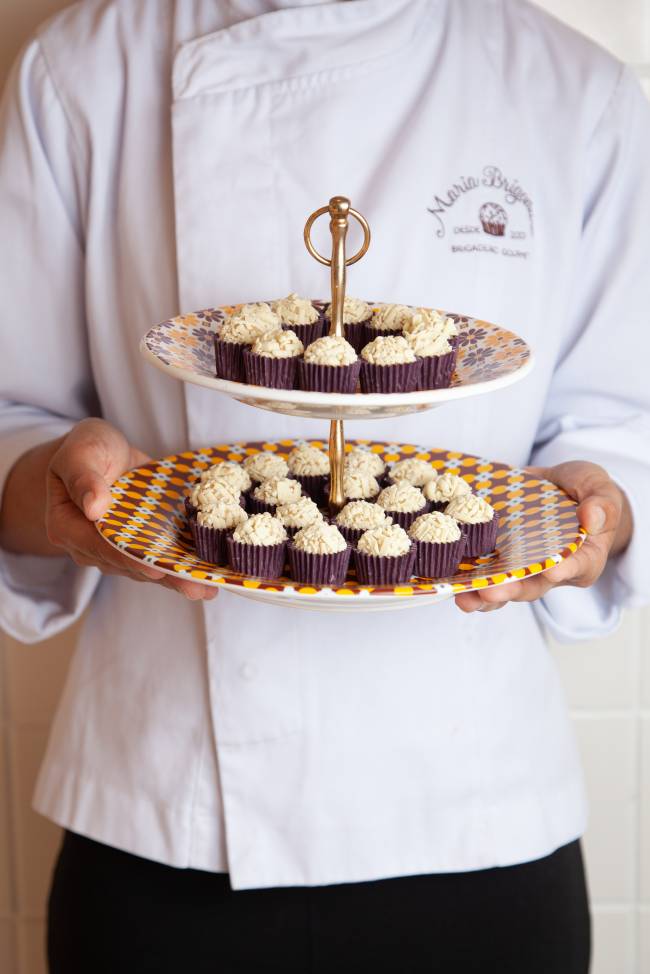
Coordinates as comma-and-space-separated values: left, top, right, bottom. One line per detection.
96, 196, 585, 611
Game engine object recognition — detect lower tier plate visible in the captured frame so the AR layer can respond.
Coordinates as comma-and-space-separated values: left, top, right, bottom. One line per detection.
95, 440, 586, 612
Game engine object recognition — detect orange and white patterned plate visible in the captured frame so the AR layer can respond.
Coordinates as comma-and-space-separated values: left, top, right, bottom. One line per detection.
140, 305, 534, 420
95, 440, 586, 612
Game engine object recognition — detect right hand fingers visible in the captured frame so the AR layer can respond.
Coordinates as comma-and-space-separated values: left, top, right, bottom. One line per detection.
49, 418, 149, 521
46, 422, 217, 600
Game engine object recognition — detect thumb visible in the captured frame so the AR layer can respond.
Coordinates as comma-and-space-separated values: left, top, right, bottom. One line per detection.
50, 421, 131, 521
577, 493, 619, 538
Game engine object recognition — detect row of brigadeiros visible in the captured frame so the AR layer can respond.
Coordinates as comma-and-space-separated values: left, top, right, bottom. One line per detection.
213, 295, 460, 394
184, 446, 499, 586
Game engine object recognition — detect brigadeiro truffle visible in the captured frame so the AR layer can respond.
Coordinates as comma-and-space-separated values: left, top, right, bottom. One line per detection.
288, 521, 351, 586
243, 328, 304, 390
214, 302, 280, 381
226, 512, 288, 579
298, 335, 361, 393
354, 522, 416, 585
324, 296, 372, 353
408, 511, 466, 578
445, 494, 499, 557
359, 335, 422, 394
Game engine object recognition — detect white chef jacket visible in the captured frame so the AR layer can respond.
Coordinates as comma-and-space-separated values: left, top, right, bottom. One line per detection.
1, 0, 649, 891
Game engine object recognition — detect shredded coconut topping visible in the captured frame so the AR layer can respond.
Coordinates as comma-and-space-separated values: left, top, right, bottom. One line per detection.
335, 500, 389, 531
377, 482, 427, 513
243, 452, 289, 483
190, 480, 240, 509
232, 513, 287, 546
404, 324, 452, 358
343, 471, 380, 500
344, 449, 386, 479
271, 293, 319, 326
219, 302, 280, 344
446, 494, 495, 524
389, 458, 437, 488
293, 521, 347, 555
361, 335, 417, 366
408, 511, 462, 544
251, 328, 303, 359
357, 523, 411, 558
368, 304, 414, 332
423, 473, 471, 503
275, 497, 323, 530
253, 477, 302, 506
304, 335, 358, 366
197, 503, 248, 531
403, 308, 458, 342
325, 296, 371, 324
287, 444, 330, 477
200, 461, 251, 493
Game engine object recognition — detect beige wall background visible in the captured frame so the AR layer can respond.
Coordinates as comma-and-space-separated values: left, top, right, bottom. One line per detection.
0, 1, 649, 972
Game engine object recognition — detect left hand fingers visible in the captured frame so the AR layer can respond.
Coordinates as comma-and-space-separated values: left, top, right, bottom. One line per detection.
455, 523, 613, 612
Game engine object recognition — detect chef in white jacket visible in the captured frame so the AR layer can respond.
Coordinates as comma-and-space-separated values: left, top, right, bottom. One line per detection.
0, 1, 648, 972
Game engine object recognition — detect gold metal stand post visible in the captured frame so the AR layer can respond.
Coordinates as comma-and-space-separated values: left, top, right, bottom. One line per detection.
303, 197, 371, 514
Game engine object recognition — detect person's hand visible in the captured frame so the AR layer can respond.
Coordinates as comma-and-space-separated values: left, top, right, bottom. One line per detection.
455, 460, 633, 613
46, 418, 217, 600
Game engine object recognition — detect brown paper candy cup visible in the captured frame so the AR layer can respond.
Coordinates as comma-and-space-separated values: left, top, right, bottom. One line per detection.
193, 523, 230, 566
226, 537, 287, 579
247, 497, 278, 516
354, 546, 417, 586
362, 323, 403, 349
414, 535, 467, 579
288, 545, 352, 586
462, 516, 500, 558
281, 317, 327, 348
381, 506, 429, 531
243, 350, 298, 390
298, 359, 361, 393
417, 348, 457, 390
359, 359, 423, 394
343, 319, 371, 353
214, 336, 246, 382
336, 524, 365, 547
293, 473, 329, 506
426, 500, 448, 513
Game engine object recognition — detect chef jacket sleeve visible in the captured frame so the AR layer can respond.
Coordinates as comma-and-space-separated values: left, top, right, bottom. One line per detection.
0, 41, 101, 644
530, 66, 650, 642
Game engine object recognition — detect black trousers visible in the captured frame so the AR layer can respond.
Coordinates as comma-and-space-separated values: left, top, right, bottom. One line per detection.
48, 831, 590, 974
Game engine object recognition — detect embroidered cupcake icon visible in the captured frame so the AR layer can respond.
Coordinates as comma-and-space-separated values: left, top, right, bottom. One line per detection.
479, 202, 507, 236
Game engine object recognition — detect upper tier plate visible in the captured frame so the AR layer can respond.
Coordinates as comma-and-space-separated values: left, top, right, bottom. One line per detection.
140, 305, 533, 419
95, 439, 585, 613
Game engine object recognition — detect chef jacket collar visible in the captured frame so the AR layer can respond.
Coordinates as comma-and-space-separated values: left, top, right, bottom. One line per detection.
173, 0, 427, 101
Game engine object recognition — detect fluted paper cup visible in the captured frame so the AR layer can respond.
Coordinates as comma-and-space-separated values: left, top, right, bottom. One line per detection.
354, 546, 416, 586
214, 336, 246, 382
288, 545, 352, 586
226, 537, 287, 579
243, 350, 298, 390
414, 535, 467, 578
297, 359, 361, 393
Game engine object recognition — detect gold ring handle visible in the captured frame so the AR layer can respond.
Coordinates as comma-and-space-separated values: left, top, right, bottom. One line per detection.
303, 205, 371, 267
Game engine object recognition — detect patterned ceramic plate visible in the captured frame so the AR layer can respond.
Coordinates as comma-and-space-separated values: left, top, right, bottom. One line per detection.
140, 305, 534, 420
95, 440, 585, 613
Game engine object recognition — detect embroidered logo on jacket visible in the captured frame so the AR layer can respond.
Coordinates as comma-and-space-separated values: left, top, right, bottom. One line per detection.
427, 166, 533, 259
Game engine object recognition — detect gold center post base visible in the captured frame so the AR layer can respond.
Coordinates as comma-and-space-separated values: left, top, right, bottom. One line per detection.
328, 419, 345, 516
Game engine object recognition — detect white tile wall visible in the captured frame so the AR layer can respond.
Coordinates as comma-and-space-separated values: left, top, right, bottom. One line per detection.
0, 2, 649, 973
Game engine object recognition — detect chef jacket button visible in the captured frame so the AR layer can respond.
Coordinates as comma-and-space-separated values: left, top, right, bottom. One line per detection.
239, 662, 257, 681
